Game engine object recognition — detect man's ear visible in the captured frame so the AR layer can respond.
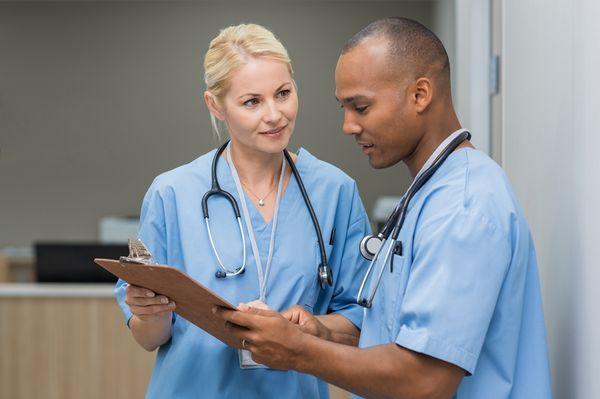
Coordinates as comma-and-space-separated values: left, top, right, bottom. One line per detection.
204, 91, 225, 121
412, 77, 434, 113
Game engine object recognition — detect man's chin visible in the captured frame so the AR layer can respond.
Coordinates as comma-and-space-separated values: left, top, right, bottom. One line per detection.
368, 155, 393, 169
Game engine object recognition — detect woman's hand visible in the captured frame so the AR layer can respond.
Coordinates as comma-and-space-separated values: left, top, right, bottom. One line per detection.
125, 284, 175, 351
281, 305, 332, 341
125, 284, 176, 322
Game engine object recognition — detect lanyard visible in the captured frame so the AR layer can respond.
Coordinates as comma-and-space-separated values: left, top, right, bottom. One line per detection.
226, 144, 286, 303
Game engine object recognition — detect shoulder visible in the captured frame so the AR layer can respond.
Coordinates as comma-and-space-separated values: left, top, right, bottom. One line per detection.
296, 147, 358, 194
146, 149, 217, 198
416, 148, 521, 236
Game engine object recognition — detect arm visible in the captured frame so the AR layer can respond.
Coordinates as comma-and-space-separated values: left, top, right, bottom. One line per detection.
125, 284, 175, 351
215, 306, 463, 399
295, 334, 463, 399
282, 305, 359, 346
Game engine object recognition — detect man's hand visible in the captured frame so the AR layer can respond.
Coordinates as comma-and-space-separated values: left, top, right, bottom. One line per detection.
281, 305, 332, 341
213, 305, 307, 370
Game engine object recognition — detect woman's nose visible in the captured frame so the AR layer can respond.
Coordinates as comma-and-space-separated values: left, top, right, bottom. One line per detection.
262, 101, 283, 124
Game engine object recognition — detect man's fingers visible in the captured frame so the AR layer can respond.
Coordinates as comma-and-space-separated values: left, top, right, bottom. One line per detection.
240, 306, 280, 318
213, 307, 257, 329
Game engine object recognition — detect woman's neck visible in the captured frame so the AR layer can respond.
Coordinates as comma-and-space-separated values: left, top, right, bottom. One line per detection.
228, 139, 283, 188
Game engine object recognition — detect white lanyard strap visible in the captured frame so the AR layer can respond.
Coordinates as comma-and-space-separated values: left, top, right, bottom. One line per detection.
226, 144, 286, 303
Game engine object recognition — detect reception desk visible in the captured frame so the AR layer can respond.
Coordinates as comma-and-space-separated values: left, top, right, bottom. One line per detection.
0, 284, 350, 399
0, 284, 154, 399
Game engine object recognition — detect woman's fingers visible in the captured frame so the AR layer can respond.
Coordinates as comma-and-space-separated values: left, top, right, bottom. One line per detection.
130, 301, 176, 316
126, 295, 171, 307
126, 284, 156, 298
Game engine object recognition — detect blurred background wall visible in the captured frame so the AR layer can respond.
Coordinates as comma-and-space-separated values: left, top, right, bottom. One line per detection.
0, 1, 458, 248
502, 1, 600, 398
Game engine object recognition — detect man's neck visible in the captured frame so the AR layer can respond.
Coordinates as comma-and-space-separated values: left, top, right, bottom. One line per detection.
404, 118, 463, 178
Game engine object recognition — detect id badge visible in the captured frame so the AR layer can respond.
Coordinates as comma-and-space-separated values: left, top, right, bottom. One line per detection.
237, 299, 270, 369
238, 349, 268, 369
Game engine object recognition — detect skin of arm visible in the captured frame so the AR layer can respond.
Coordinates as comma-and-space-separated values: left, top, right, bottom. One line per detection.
281, 304, 360, 346
125, 284, 176, 351
214, 306, 464, 399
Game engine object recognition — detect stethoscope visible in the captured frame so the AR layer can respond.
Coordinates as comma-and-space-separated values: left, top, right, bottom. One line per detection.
201, 140, 333, 289
357, 130, 472, 308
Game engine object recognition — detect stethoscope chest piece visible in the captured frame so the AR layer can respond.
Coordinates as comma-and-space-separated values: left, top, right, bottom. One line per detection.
318, 263, 333, 289
359, 235, 383, 261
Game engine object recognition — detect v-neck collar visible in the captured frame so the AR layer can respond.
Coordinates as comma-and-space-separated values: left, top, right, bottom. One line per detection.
217, 148, 307, 232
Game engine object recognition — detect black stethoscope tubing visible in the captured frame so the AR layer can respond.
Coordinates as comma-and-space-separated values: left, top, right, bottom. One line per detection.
202, 140, 332, 288
357, 130, 471, 307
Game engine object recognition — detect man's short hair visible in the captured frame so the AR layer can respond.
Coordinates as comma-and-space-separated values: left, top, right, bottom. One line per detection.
343, 17, 450, 85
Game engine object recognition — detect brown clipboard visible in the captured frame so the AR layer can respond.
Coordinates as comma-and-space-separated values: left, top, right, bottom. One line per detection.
94, 258, 238, 347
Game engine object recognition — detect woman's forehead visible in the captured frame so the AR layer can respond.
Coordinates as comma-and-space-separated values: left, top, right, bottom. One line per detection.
227, 57, 292, 96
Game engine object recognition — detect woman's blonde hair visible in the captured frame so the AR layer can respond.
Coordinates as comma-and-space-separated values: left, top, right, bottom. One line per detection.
204, 23, 293, 138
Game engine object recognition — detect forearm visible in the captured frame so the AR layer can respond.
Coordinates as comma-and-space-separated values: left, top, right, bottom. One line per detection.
316, 313, 360, 346
129, 314, 172, 351
294, 336, 460, 399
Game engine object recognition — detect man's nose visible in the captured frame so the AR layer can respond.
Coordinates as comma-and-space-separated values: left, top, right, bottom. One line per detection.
342, 111, 362, 136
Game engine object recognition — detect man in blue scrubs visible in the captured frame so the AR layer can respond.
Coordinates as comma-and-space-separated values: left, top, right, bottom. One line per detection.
217, 17, 552, 398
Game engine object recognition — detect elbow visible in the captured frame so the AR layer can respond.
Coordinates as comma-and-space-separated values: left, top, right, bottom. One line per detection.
387, 374, 457, 399
404, 377, 457, 399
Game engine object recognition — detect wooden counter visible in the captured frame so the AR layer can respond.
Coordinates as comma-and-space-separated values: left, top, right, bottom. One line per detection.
0, 284, 350, 399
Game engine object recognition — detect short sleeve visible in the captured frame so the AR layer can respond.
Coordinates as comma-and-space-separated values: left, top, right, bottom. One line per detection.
327, 183, 372, 329
114, 181, 168, 326
394, 206, 511, 374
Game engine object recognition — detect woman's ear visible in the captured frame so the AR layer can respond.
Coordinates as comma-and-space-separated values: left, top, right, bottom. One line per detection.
204, 91, 225, 121
412, 77, 434, 113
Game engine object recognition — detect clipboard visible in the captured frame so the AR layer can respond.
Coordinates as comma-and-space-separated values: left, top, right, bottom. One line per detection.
94, 258, 238, 347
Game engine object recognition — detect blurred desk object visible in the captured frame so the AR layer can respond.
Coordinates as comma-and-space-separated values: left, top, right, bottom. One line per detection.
0, 284, 154, 399
0, 284, 351, 399
0, 247, 35, 282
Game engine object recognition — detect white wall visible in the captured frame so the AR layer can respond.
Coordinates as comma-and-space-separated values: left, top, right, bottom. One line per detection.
503, 1, 600, 397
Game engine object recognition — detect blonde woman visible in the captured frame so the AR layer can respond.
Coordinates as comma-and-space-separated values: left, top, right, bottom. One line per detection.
115, 24, 370, 398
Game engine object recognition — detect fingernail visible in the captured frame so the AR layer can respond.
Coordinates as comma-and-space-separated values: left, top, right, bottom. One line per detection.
161, 297, 168, 304
146, 291, 154, 297
211, 306, 217, 314
169, 302, 176, 308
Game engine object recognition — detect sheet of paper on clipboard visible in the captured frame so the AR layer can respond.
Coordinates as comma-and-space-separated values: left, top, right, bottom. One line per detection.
94, 240, 238, 347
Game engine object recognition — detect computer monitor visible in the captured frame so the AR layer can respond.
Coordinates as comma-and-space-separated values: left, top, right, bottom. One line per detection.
35, 243, 128, 283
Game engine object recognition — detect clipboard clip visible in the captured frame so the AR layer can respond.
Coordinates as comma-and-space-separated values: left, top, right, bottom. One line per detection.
119, 238, 157, 265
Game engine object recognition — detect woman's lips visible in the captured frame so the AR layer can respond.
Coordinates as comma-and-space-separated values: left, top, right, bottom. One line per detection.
261, 125, 287, 135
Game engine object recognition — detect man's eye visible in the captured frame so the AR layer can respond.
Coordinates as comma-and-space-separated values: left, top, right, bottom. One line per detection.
243, 98, 259, 107
355, 106, 368, 114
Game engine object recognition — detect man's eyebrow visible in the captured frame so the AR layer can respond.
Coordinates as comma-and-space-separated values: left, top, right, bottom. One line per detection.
336, 95, 369, 104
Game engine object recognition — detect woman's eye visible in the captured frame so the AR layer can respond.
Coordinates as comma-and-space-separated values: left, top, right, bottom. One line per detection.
243, 98, 259, 107
277, 89, 291, 99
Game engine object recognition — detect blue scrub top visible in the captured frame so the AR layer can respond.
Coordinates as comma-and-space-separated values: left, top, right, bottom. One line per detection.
115, 147, 371, 398
357, 148, 552, 398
